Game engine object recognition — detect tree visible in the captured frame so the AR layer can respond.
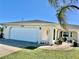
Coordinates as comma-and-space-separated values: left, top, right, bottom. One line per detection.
48, 0, 79, 30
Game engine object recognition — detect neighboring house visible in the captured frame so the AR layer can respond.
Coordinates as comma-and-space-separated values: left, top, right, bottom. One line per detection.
1, 20, 79, 45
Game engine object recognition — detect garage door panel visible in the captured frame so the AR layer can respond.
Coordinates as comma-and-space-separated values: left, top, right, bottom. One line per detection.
10, 27, 40, 42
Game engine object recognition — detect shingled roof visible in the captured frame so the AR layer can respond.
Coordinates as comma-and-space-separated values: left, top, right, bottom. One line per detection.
1, 20, 79, 30
68, 24, 79, 29
5, 20, 53, 23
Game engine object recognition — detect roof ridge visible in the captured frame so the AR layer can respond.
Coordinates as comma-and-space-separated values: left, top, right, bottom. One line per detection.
4, 20, 53, 23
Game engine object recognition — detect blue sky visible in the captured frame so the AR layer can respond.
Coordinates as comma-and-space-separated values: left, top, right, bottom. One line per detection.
0, 0, 79, 25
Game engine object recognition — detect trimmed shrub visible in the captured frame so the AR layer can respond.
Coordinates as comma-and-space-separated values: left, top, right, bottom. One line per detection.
24, 46, 37, 50
55, 37, 63, 45
72, 40, 78, 47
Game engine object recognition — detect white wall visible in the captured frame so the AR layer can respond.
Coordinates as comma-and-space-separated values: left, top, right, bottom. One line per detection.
49, 27, 54, 44
3, 26, 11, 39
3, 24, 54, 44
40, 26, 55, 44
77, 32, 79, 45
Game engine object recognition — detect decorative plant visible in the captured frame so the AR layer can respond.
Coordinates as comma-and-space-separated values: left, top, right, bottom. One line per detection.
55, 37, 63, 45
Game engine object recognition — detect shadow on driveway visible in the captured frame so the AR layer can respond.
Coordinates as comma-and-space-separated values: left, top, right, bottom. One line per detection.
0, 38, 39, 48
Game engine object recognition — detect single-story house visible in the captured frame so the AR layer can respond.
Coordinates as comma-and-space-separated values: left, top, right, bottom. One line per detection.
1, 20, 79, 45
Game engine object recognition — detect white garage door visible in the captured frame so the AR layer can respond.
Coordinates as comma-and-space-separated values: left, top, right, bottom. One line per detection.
10, 27, 40, 42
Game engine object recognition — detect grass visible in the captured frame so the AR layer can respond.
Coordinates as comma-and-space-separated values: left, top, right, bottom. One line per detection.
0, 47, 79, 59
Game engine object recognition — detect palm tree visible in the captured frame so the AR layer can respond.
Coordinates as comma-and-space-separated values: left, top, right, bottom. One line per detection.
48, 0, 79, 29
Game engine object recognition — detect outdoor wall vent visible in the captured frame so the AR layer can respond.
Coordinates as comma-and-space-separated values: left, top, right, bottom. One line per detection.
21, 25, 24, 27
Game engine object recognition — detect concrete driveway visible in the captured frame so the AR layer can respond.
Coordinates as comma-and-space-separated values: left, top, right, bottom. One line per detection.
0, 39, 38, 48
0, 38, 38, 57
0, 44, 21, 57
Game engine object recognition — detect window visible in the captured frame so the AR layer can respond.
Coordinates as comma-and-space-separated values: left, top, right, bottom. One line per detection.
70, 32, 72, 37
53, 29, 55, 40
60, 31, 62, 37
5, 26, 7, 28
63, 32, 69, 37
39, 27, 41, 30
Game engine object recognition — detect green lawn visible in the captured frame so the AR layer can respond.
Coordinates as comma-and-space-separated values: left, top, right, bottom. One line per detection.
0, 47, 79, 59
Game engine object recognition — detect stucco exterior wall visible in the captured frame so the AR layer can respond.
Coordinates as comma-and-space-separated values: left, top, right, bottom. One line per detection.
3, 22, 79, 45
77, 31, 79, 45
3, 26, 11, 39
3, 23, 54, 44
